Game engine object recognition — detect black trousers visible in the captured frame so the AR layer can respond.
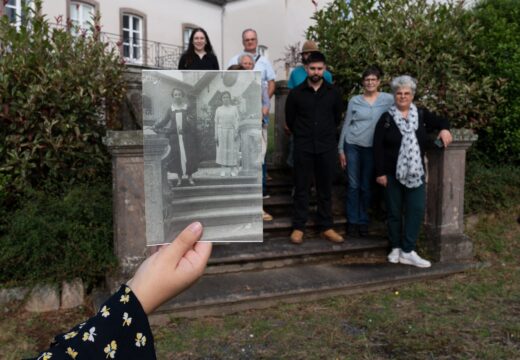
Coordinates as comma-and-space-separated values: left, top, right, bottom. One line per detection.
292, 147, 336, 231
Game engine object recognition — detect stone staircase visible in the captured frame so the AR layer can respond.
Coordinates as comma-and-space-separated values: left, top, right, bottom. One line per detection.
148, 169, 479, 322
163, 172, 263, 242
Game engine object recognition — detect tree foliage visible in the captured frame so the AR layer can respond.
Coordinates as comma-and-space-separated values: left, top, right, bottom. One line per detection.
0, 182, 116, 286
472, 0, 520, 164
307, 0, 503, 130
0, 0, 126, 194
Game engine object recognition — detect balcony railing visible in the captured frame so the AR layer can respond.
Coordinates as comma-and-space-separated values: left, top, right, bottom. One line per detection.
49, 23, 183, 69
100, 31, 183, 69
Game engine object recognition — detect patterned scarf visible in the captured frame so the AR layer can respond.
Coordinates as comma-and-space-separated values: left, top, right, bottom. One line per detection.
389, 104, 424, 188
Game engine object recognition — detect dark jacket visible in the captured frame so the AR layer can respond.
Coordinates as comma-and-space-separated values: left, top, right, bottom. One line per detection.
285, 79, 343, 154
373, 107, 450, 178
178, 52, 219, 70
155, 106, 199, 176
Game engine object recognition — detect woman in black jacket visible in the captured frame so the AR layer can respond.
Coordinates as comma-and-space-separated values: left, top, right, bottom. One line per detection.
373, 75, 452, 268
178, 28, 219, 70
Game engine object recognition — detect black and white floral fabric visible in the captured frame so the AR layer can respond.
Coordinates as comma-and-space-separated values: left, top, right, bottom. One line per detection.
29, 285, 156, 359
389, 104, 424, 188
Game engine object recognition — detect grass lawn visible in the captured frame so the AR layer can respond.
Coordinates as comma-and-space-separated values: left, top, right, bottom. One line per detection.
2, 207, 519, 359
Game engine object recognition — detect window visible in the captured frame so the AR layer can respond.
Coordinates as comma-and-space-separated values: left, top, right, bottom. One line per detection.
2, 0, 31, 28
182, 24, 197, 51
69, 1, 95, 31
122, 13, 143, 63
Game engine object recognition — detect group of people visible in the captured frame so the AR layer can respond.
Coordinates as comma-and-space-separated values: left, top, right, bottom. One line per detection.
158, 26, 454, 269
286, 43, 452, 271
31, 28, 454, 359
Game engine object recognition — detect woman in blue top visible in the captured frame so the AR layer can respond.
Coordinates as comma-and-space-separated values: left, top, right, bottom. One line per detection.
338, 66, 393, 237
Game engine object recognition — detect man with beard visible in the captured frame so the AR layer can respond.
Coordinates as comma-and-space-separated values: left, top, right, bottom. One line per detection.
285, 52, 344, 244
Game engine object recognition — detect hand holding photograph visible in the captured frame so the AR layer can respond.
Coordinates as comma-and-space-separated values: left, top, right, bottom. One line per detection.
142, 70, 264, 245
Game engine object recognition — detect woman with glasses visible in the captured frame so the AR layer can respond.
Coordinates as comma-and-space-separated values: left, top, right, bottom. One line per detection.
373, 75, 452, 267
338, 66, 393, 237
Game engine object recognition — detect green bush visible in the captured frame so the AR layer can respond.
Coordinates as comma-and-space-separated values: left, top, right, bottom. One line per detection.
472, 0, 520, 164
0, 0, 126, 195
464, 153, 520, 214
0, 182, 116, 287
308, 0, 502, 129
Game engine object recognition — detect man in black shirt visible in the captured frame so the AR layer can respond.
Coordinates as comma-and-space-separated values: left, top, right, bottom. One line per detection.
285, 52, 344, 244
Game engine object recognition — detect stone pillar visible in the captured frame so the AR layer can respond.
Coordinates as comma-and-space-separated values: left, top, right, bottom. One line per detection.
424, 129, 478, 262
120, 67, 144, 130
143, 131, 170, 246
239, 118, 262, 176
105, 130, 146, 275
273, 80, 289, 168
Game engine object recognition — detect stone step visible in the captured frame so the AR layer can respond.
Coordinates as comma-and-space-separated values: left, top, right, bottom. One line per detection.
206, 235, 388, 274
165, 206, 262, 240
263, 215, 347, 234
167, 193, 262, 213
150, 261, 480, 320
188, 175, 259, 186
170, 184, 262, 198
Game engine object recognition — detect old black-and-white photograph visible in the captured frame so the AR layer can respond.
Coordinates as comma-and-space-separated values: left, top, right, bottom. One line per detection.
142, 70, 263, 245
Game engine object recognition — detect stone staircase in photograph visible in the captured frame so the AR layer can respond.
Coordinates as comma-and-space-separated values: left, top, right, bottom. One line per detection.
147, 169, 478, 322
163, 173, 263, 243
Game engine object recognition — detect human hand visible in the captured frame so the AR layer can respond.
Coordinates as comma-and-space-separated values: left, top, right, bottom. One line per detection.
376, 175, 387, 187
438, 129, 453, 148
126, 222, 212, 315
339, 153, 347, 169
284, 124, 291, 136
262, 106, 269, 117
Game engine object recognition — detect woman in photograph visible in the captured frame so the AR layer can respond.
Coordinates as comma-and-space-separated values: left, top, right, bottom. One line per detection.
338, 65, 394, 237
153, 88, 198, 186
215, 91, 240, 176
373, 75, 452, 268
178, 28, 219, 70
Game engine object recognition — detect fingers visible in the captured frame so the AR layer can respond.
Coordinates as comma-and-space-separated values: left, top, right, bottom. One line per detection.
167, 222, 203, 264
438, 130, 453, 147
193, 241, 212, 263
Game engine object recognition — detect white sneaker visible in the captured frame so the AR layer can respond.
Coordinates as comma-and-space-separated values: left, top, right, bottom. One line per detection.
399, 251, 431, 268
387, 248, 401, 263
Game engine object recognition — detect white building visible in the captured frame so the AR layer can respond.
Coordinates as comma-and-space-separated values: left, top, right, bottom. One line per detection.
1, 0, 334, 79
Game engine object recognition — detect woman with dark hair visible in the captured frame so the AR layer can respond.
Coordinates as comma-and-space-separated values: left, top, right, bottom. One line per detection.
338, 65, 393, 237
178, 28, 219, 70
153, 88, 198, 186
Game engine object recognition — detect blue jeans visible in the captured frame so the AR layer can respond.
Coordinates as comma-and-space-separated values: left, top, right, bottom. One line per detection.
344, 143, 374, 225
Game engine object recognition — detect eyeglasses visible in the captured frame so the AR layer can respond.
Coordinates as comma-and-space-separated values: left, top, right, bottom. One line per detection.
364, 78, 379, 83
244, 38, 257, 42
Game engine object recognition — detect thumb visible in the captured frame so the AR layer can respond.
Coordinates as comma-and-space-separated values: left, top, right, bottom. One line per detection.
166, 222, 203, 264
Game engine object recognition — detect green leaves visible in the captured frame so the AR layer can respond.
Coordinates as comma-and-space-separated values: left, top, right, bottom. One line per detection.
308, 0, 501, 130
0, 0, 126, 195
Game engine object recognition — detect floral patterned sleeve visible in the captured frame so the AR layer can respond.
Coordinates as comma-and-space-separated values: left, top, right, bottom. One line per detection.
28, 285, 156, 359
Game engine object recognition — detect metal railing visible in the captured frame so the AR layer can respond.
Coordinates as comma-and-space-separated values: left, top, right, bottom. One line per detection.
49, 23, 183, 69
100, 31, 183, 69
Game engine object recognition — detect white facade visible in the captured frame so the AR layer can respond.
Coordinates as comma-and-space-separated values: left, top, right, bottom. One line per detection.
3, 0, 333, 79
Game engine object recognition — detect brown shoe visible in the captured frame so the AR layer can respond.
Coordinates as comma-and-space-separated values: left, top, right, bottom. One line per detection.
262, 210, 273, 221
290, 229, 304, 244
321, 229, 344, 243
